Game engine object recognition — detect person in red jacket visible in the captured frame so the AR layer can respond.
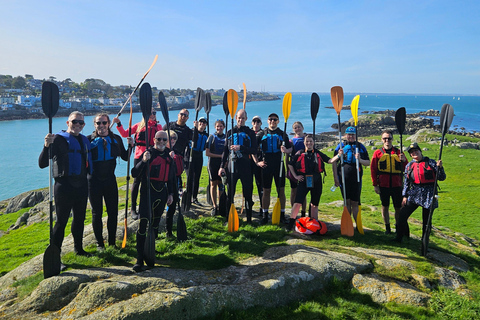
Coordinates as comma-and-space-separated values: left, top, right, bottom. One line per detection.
112, 110, 162, 219
370, 130, 408, 234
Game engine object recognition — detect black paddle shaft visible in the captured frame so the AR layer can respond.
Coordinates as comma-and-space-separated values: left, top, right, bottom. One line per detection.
423, 104, 454, 256
395, 107, 406, 153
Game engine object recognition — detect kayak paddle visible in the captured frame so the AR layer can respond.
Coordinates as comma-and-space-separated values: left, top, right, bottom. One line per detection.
331, 86, 354, 237
422, 103, 454, 256
41, 81, 61, 279
140, 82, 155, 267
395, 107, 406, 153
205, 92, 213, 206
110, 55, 158, 129
350, 95, 363, 235
311, 92, 320, 143
227, 89, 239, 232
121, 97, 134, 249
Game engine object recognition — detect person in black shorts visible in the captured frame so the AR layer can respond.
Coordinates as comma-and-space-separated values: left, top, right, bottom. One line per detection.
256, 113, 292, 224
287, 134, 340, 230
332, 127, 370, 225
206, 119, 226, 215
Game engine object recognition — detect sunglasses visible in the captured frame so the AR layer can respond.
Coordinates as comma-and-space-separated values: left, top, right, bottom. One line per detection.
180, 113, 189, 117
151, 111, 156, 116
268, 118, 278, 122
382, 137, 393, 141
155, 137, 168, 142
70, 120, 85, 125
95, 121, 108, 125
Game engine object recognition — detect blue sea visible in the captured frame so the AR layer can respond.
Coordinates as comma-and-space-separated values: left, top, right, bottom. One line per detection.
1, 93, 478, 201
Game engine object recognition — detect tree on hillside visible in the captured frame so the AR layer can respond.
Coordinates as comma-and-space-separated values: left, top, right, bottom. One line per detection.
12, 76, 26, 89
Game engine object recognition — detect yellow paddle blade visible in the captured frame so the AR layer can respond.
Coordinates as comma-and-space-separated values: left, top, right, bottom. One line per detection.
282, 92, 292, 122
228, 204, 239, 232
271, 198, 281, 225
351, 95, 360, 126
227, 89, 238, 120
356, 206, 364, 235
340, 206, 354, 237
121, 219, 127, 248
330, 86, 344, 115
243, 83, 247, 109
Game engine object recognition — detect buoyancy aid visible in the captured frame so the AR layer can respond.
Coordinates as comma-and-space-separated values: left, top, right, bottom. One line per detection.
193, 131, 208, 152
295, 151, 324, 174
54, 131, 92, 177
173, 154, 184, 177
233, 131, 251, 148
378, 147, 402, 175
408, 158, 436, 185
150, 153, 171, 182
261, 129, 283, 153
90, 133, 118, 162
342, 143, 356, 164
292, 136, 305, 152
211, 133, 226, 155
135, 121, 159, 147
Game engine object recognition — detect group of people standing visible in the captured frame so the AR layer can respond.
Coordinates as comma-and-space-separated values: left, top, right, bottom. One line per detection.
39, 104, 445, 271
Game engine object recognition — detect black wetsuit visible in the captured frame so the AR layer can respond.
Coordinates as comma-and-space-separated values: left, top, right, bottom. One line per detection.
131, 147, 175, 266
39, 131, 92, 253
87, 131, 129, 247
220, 125, 258, 221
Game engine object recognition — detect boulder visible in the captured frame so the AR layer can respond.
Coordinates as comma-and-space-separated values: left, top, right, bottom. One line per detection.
5, 190, 48, 214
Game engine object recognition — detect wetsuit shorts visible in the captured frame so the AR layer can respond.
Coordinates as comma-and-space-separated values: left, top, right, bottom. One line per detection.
379, 186, 403, 208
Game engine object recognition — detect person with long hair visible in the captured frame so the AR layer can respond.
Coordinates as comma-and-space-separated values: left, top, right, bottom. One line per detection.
87, 113, 132, 250
112, 110, 162, 219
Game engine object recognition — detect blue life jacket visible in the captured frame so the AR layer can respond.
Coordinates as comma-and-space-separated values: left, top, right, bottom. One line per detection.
55, 131, 92, 176
90, 135, 117, 162
261, 129, 283, 153
211, 133, 225, 155
342, 144, 356, 164
233, 131, 251, 148
193, 132, 208, 152
292, 136, 305, 153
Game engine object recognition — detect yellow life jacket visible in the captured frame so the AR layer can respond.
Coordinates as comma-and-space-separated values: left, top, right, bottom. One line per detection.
378, 148, 402, 175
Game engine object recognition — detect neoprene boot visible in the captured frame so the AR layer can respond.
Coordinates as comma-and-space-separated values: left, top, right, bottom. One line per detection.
280, 211, 287, 224
287, 218, 296, 231
260, 212, 269, 225
385, 224, 391, 235
301, 211, 306, 217
246, 209, 252, 224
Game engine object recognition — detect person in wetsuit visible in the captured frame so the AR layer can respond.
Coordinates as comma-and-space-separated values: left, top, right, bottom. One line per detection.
206, 119, 226, 215
256, 113, 292, 225
218, 109, 258, 223
131, 130, 175, 272
87, 113, 132, 250
39, 111, 93, 267
112, 110, 162, 219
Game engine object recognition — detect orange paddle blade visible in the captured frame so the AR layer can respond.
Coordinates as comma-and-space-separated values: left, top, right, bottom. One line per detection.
228, 204, 239, 232
227, 89, 238, 119
330, 86, 344, 115
243, 83, 247, 109
340, 206, 354, 237
121, 218, 127, 248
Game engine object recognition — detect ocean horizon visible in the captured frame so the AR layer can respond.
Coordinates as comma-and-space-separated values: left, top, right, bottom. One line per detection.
1, 93, 478, 201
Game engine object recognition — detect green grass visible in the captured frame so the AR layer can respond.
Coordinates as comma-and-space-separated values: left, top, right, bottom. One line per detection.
1, 131, 479, 319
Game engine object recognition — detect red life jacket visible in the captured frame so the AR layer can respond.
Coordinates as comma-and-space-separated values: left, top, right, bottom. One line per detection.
149, 154, 171, 182
295, 217, 327, 235
409, 158, 435, 185
295, 151, 324, 174
173, 154, 184, 177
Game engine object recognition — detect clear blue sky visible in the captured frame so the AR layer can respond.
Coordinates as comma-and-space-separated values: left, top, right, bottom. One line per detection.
1, 0, 479, 94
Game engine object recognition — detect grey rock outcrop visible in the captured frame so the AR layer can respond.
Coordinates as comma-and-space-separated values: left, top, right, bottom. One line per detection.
4, 190, 48, 214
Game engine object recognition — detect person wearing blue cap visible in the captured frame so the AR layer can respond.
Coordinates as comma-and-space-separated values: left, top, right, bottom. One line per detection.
332, 126, 370, 226
190, 117, 208, 205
